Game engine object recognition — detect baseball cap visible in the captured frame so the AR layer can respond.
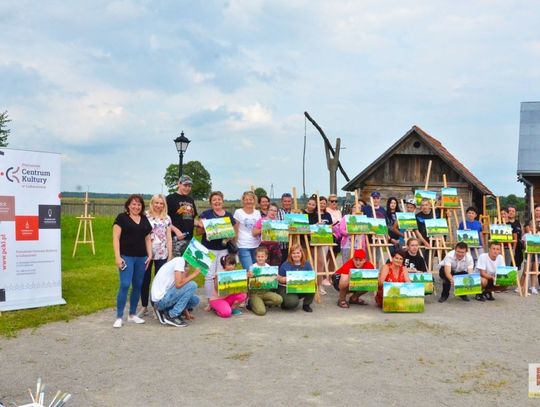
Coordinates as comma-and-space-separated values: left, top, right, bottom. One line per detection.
353, 249, 367, 260
178, 175, 193, 185
405, 198, 417, 207
371, 191, 381, 198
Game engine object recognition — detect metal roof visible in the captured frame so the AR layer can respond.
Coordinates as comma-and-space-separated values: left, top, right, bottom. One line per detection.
518, 101, 540, 175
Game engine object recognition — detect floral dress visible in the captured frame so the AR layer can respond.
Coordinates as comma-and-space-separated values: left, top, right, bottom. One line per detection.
146, 213, 172, 260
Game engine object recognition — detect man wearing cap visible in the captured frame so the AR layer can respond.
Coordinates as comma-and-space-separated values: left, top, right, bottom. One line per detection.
362, 191, 387, 219
277, 192, 293, 262
166, 175, 199, 256
332, 249, 375, 307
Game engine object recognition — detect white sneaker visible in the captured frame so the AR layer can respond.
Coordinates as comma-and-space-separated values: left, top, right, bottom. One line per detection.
113, 318, 123, 328
319, 287, 327, 295
531, 287, 539, 295
128, 315, 145, 324
322, 278, 332, 287
137, 307, 148, 317
514, 288, 520, 293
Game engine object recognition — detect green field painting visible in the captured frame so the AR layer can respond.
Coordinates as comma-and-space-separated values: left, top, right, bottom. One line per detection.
383, 282, 424, 313
425, 218, 449, 236
345, 215, 370, 234
525, 234, 540, 254
496, 266, 518, 286
454, 273, 482, 296
249, 266, 278, 290
396, 212, 417, 231
217, 270, 248, 296
262, 220, 289, 242
285, 213, 311, 233
415, 190, 437, 206
349, 269, 378, 292
457, 230, 480, 247
286, 270, 316, 294
182, 238, 216, 276
409, 272, 434, 295
310, 224, 334, 245
202, 216, 235, 240
489, 224, 513, 242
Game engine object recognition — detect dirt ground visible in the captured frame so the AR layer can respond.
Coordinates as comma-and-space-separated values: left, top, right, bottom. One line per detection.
1, 284, 540, 406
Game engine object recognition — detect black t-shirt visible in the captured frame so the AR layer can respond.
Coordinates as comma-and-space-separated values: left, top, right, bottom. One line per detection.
415, 211, 433, 240
508, 219, 523, 249
303, 210, 332, 225
113, 213, 152, 257
166, 193, 198, 236
403, 251, 427, 272
200, 208, 236, 251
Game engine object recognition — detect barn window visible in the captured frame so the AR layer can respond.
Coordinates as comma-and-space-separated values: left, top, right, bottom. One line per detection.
413, 141, 421, 148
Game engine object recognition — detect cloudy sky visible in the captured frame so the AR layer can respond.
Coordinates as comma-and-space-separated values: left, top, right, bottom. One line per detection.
1, 1, 539, 199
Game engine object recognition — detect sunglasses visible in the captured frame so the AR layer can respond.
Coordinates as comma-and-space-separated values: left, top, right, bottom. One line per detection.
329, 200, 338, 203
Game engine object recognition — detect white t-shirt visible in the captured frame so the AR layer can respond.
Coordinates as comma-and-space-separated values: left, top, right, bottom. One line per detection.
440, 250, 474, 272
234, 208, 261, 248
151, 257, 185, 302
475, 253, 505, 276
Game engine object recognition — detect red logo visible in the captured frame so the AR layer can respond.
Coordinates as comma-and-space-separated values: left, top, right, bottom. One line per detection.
15, 216, 39, 241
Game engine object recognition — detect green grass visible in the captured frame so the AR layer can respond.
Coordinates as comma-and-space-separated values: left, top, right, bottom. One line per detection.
383, 297, 424, 313
0, 215, 204, 337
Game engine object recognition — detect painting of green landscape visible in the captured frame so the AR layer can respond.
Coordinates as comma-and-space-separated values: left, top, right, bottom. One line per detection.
369, 218, 388, 235
425, 218, 449, 236
182, 238, 216, 276
396, 212, 417, 231
202, 216, 235, 240
454, 273, 482, 296
249, 266, 278, 290
217, 270, 248, 296
525, 234, 540, 254
383, 282, 424, 313
414, 189, 437, 206
286, 270, 316, 294
441, 187, 459, 208
457, 230, 480, 247
285, 213, 311, 233
496, 266, 518, 286
489, 224, 513, 242
262, 220, 289, 242
349, 268, 379, 292
409, 272, 434, 295
310, 224, 334, 244
345, 214, 370, 234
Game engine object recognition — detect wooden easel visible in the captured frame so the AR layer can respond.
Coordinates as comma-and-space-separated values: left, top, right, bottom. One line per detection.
367, 196, 393, 268
439, 174, 461, 246
425, 199, 449, 272
72, 192, 95, 257
399, 198, 423, 251
349, 189, 369, 259
493, 196, 516, 267
311, 192, 338, 284
479, 195, 491, 252
521, 188, 537, 297
287, 187, 314, 264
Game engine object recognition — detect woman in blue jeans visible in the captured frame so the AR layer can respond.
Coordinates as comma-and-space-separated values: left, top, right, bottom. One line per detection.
233, 191, 261, 269
112, 194, 152, 328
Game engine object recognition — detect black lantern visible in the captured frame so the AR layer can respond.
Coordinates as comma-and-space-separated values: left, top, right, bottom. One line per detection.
174, 131, 191, 178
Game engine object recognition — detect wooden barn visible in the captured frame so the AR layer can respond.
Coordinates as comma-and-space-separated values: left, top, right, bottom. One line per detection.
517, 101, 540, 213
342, 125, 493, 211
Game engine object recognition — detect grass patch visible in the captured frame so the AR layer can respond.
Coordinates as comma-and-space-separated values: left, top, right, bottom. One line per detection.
0, 215, 204, 337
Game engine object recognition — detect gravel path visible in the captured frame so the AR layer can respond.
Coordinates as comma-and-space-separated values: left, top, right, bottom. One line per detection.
1, 286, 539, 406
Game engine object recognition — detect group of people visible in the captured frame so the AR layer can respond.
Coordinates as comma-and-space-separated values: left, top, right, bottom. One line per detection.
111, 176, 533, 328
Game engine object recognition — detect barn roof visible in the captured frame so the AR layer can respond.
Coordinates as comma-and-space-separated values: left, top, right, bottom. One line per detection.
342, 125, 493, 195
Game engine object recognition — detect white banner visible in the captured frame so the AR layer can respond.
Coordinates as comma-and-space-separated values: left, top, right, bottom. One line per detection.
0, 148, 65, 311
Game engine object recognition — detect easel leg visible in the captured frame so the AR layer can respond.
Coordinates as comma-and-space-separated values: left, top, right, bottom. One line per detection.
329, 247, 338, 271
89, 220, 96, 255
72, 219, 83, 257
350, 235, 355, 259
524, 253, 530, 297
303, 235, 313, 264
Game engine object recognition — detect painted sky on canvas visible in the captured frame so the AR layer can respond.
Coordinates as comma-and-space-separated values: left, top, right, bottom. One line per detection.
1, 1, 539, 198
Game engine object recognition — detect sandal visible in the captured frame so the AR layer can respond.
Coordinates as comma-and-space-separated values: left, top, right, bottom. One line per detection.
337, 299, 350, 309
348, 295, 367, 306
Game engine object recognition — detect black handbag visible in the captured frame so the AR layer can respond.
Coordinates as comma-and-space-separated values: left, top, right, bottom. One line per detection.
225, 239, 239, 254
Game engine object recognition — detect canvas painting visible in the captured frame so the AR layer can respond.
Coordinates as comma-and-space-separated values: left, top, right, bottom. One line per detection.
415, 190, 437, 206
345, 214, 370, 234
368, 218, 388, 235
525, 234, 540, 254
383, 282, 425, 313
285, 213, 311, 233
182, 238, 216, 276
261, 220, 289, 243
425, 218, 449, 236
310, 224, 334, 245
454, 273, 482, 296
349, 268, 379, 292
409, 272, 434, 295
249, 266, 278, 290
441, 187, 459, 208
202, 216, 235, 241
217, 269, 248, 296
396, 212, 417, 231
286, 270, 316, 294
456, 230, 481, 248
496, 266, 518, 286
489, 224, 513, 242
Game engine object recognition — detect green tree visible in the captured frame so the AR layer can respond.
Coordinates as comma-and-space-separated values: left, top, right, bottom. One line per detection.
0, 110, 10, 147
254, 187, 267, 199
164, 160, 212, 199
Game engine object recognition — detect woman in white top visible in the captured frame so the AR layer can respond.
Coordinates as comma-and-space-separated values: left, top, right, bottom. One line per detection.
139, 194, 173, 316
234, 191, 262, 269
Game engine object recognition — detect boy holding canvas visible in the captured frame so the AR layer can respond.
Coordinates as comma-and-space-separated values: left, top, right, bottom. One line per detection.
475, 241, 505, 301
458, 207, 484, 258
247, 247, 283, 316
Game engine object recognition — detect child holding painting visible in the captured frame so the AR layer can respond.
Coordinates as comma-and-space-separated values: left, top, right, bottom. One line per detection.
247, 247, 283, 316
208, 254, 247, 318
375, 250, 411, 307
332, 249, 375, 308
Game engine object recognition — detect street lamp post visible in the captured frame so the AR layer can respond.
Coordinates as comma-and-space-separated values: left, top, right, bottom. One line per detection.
174, 131, 191, 179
